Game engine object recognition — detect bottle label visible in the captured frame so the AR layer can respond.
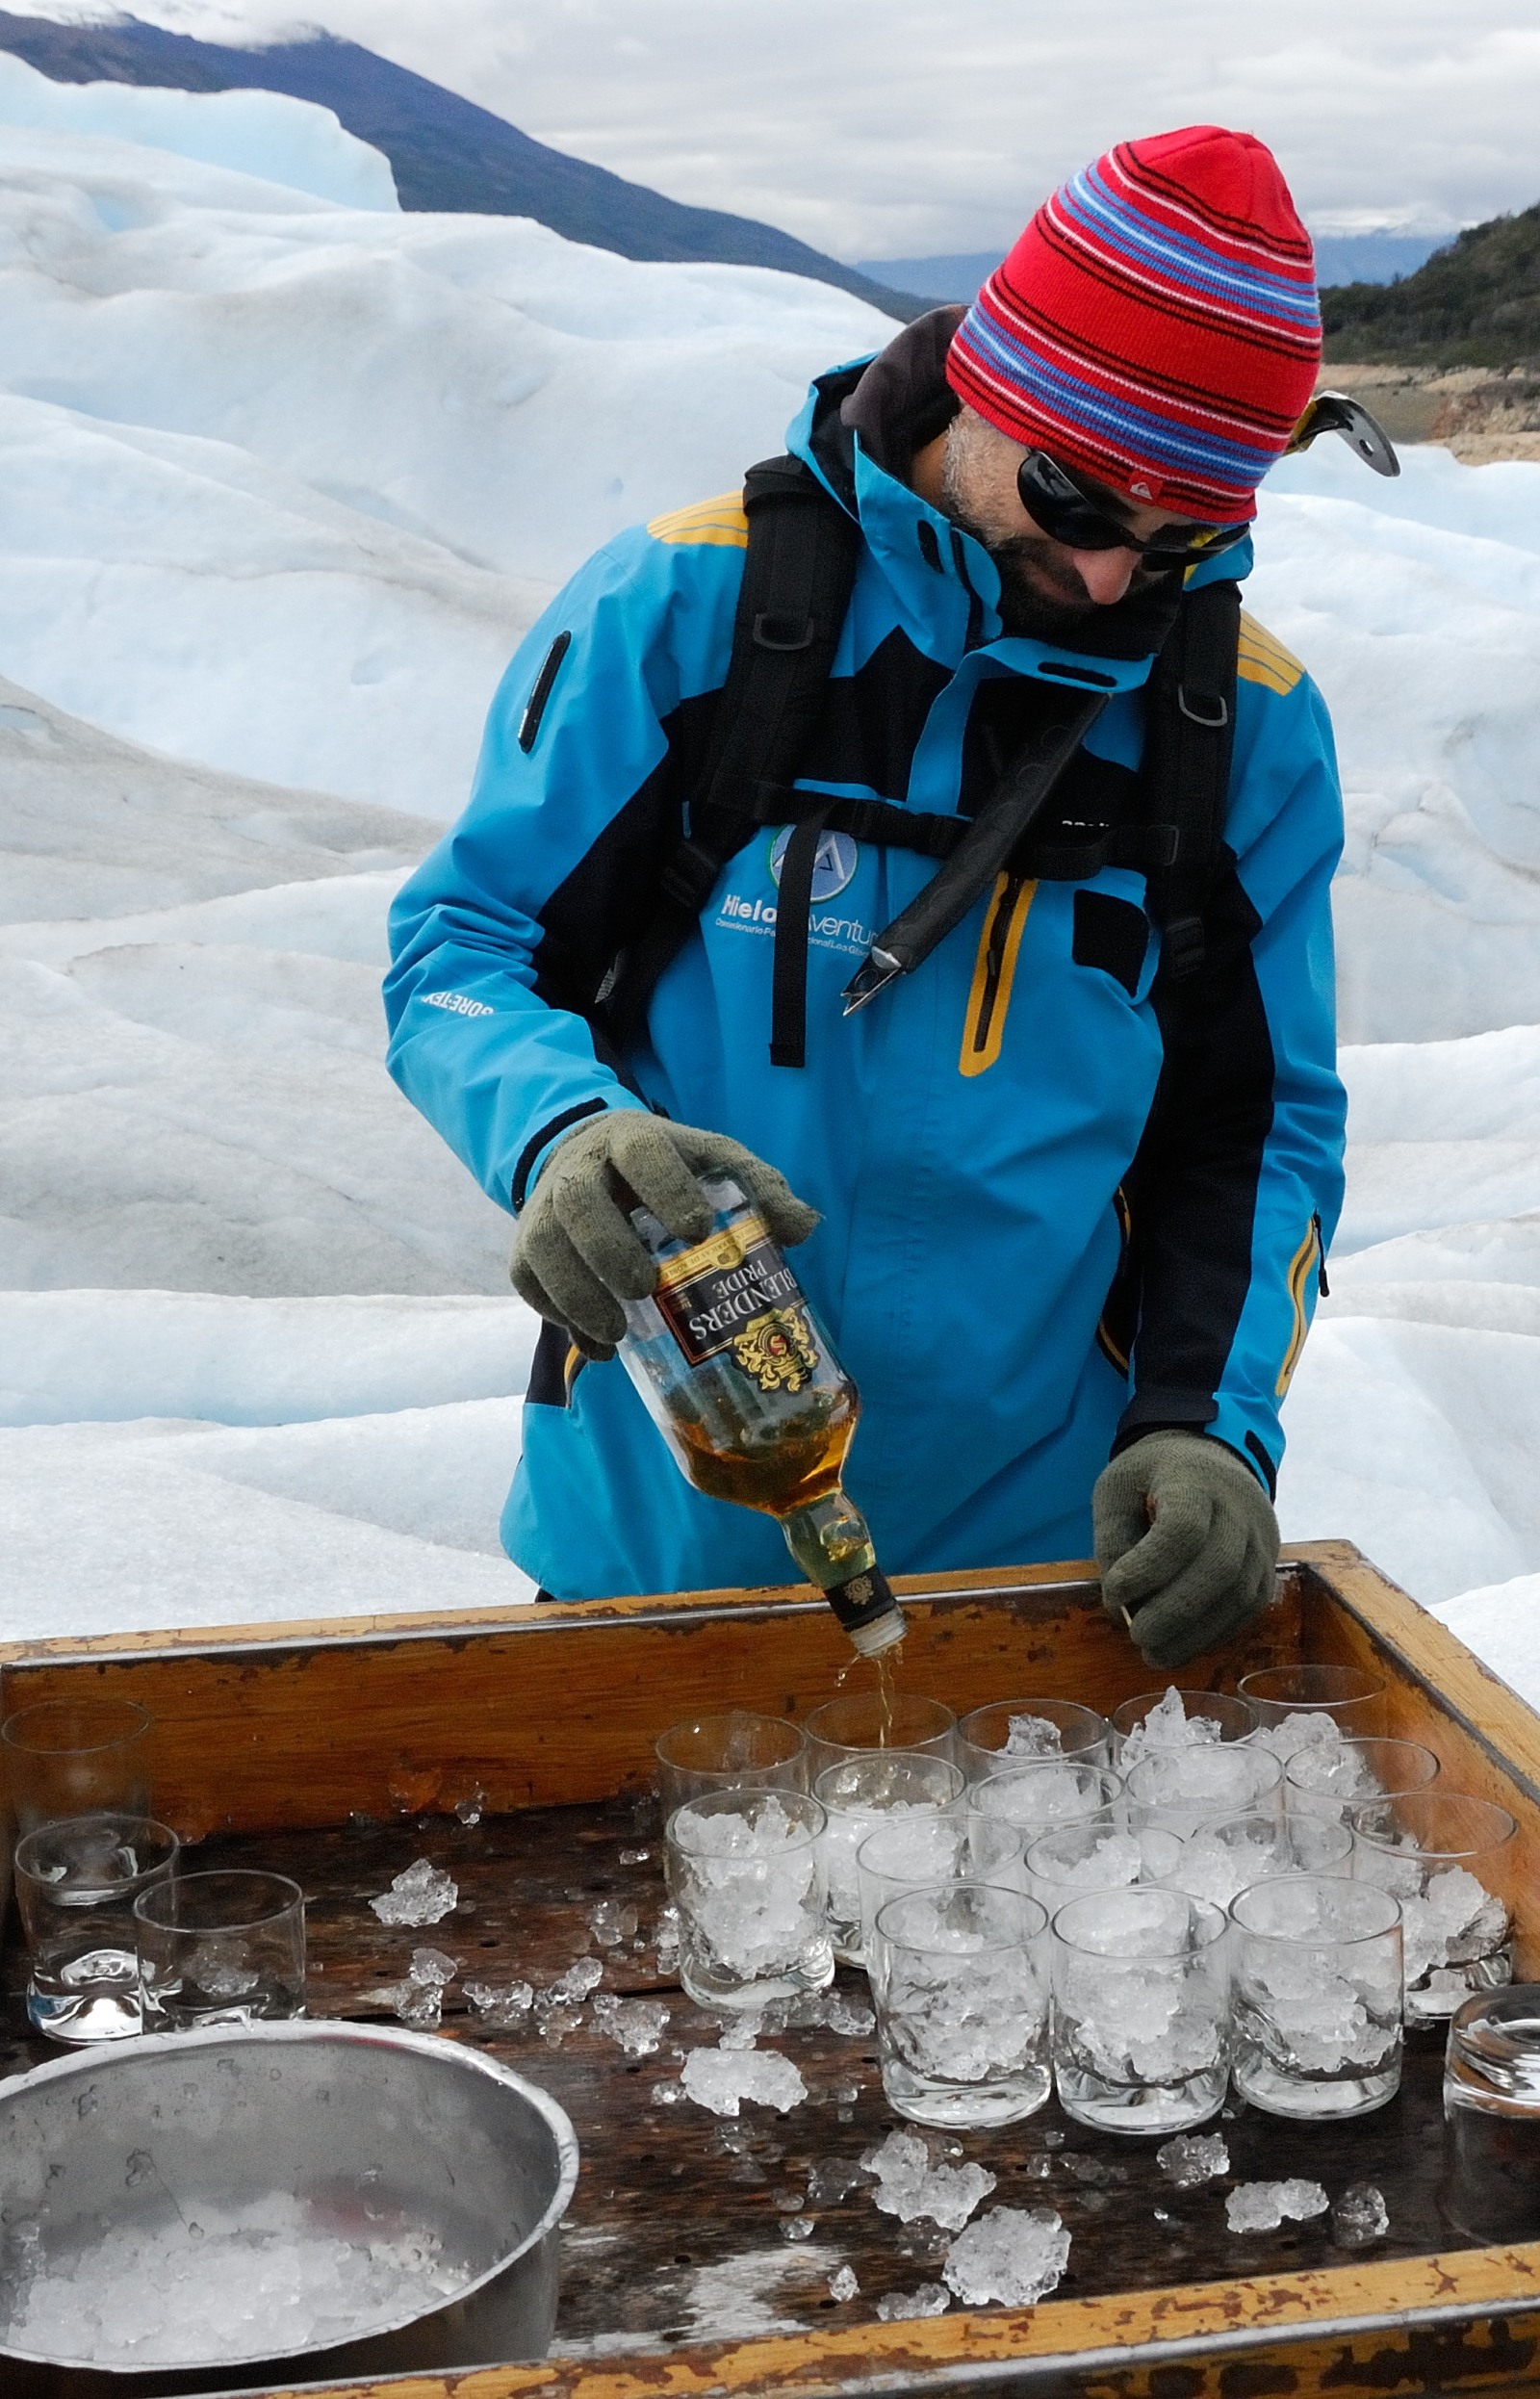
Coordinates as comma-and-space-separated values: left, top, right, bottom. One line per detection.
654, 1216, 820, 1393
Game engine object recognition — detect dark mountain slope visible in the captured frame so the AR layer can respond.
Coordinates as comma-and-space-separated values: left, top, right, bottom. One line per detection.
0, 11, 919, 319
1322, 203, 1540, 369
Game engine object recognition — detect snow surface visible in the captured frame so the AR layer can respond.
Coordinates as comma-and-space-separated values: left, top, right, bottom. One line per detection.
4, 76, 1540, 1707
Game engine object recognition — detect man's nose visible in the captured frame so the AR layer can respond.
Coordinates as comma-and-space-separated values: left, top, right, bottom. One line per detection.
1066, 546, 1141, 606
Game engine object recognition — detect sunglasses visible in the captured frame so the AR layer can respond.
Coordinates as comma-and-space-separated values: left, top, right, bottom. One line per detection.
1014, 391, 1399, 563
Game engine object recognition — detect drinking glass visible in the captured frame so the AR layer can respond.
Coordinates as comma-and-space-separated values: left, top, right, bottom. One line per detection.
956, 1697, 1110, 1782
968, 1760, 1123, 1840
664, 1787, 832, 2009
2, 1696, 152, 1837
802, 1691, 956, 1786
1284, 1737, 1440, 1860
135, 1869, 306, 2030
814, 1752, 964, 1966
1024, 1814, 1184, 1906
1442, 1986, 1540, 2243
1239, 1664, 1386, 1758
1230, 1875, 1403, 2118
1051, 1885, 1230, 2134
871, 1882, 1051, 2128
1170, 1808, 1350, 1907
1124, 1743, 1282, 1839
14, 1813, 178, 2043
1348, 1790, 1517, 2022
654, 1711, 808, 1816
1109, 1688, 1255, 1761
855, 1812, 966, 1955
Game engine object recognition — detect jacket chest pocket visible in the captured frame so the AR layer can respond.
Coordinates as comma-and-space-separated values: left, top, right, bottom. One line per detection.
958, 879, 1153, 1077
1071, 890, 1149, 995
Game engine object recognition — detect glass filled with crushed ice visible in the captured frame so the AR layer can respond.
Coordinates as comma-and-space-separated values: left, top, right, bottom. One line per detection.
1170, 1808, 1350, 1908
855, 1811, 966, 1954
14, 1813, 178, 2043
1231, 1874, 1404, 2117
135, 1869, 306, 2030
1124, 1743, 1282, 1840
1109, 1687, 1255, 1761
1239, 1664, 1385, 1759
1348, 1790, 1517, 2022
1025, 1815, 1184, 1906
665, 1788, 833, 2009
654, 1711, 808, 1815
956, 1697, 1110, 1781
814, 1752, 965, 1965
1284, 1737, 1440, 1865
870, 1880, 1051, 2127
1051, 1886, 1230, 2133
969, 1760, 1124, 1843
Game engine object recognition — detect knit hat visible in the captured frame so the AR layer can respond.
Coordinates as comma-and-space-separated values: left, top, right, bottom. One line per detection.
946, 126, 1321, 524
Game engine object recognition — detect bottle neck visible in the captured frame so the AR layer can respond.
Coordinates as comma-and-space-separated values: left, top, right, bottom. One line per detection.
780, 1491, 906, 1658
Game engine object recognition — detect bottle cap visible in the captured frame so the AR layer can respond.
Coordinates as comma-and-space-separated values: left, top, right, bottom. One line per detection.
824, 1566, 906, 1656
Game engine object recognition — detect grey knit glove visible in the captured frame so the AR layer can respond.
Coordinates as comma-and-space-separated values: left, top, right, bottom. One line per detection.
1092, 1432, 1279, 1668
510, 1109, 819, 1356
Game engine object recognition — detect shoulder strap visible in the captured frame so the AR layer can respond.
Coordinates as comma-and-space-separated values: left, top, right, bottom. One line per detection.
603, 455, 860, 1052
1142, 579, 1242, 980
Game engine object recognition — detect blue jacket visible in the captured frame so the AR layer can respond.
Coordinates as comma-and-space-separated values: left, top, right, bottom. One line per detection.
385, 320, 1347, 1599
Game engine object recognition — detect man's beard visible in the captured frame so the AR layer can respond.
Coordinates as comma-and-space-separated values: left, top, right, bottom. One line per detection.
969, 526, 1099, 637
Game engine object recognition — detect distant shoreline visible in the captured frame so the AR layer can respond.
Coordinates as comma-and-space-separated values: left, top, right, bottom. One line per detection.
1315, 362, 1540, 464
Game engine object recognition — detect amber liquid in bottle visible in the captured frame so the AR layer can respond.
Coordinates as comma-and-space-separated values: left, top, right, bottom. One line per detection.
617, 1174, 904, 1656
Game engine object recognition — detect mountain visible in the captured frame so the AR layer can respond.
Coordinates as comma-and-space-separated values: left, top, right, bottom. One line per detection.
859, 233, 1454, 306
0, 9, 921, 319
1322, 203, 1540, 369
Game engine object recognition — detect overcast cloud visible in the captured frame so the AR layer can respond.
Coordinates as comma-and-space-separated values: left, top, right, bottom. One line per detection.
38, 0, 1540, 257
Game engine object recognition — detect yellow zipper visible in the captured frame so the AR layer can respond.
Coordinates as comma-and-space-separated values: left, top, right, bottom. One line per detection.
1275, 1219, 1322, 1396
959, 872, 1038, 1077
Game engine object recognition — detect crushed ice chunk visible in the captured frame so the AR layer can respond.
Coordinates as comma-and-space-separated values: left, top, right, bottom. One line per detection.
1175, 1827, 1282, 1910
620, 1845, 652, 1865
369, 1858, 458, 1926
538, 2004, 584, 2046
463, 1977, 533, 2028
1250, 1712, 1342, 1765
942, 2206, 1070, 2307
717, 2011, 763, 2051
1399, 1869, 1508, 1983
829, 2263, 859, 2301
652, 1904, 681, 1973
808, 2157, 865, 2205
1331, 2182, 1390, 2247
862, 2130, 996, 2231
1002, 1714, 1065, 1759
408, 1948, 458, 1987
590, 1995, 670, 2056
1157, 2133, 1229, 2187
1119, 1688, 1227, 1764
589, 1899, 640, 1947
379, 1977, 443, 2028
1225, 2180, 1330, 2232
780, 2216, 815, 2241
680, 2047, 808, 2117
453, 1789, 485, 1826
877, 2282, 951, 2320
546, 1957, 603, 2003
825, 1993, 876, 2036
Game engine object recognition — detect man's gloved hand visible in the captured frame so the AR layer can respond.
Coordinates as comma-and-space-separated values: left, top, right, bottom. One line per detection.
1092, 1432, 1279, 1668
510, 1110, 819, 1357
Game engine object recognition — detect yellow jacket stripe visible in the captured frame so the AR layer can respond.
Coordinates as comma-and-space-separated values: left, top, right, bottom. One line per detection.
647, 492, 750, 547
1238, 609, 1305, 697
1275, 1219, 1321, 1395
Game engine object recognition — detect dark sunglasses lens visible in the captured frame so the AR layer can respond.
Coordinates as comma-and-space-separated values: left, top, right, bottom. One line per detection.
1018, 454, 1248, 561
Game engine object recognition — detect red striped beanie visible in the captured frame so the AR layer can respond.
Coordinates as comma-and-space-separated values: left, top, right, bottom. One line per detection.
946, 126, 1321, 524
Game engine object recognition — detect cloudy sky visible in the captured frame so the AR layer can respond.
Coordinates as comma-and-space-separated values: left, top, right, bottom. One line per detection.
37, 0, 1540, 258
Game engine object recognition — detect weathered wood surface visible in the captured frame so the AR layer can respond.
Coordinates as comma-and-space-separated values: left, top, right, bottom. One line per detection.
2, 1792, 1529, 2381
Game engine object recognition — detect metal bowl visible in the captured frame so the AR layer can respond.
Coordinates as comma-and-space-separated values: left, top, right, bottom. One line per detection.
0, 2019, 579, 2396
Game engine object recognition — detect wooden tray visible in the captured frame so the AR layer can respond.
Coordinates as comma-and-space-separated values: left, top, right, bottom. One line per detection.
3, 1539, 1539, 2398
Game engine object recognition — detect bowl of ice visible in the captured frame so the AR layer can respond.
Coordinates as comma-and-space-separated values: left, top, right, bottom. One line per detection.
0, 2019, 578, 2396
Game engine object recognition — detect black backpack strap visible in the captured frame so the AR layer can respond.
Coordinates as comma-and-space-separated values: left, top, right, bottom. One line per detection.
1142, 580, 1242, 979
603, 455, 860, 1053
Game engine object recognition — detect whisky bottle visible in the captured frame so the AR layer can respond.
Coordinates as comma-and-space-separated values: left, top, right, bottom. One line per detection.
617, 1174, 905, 1657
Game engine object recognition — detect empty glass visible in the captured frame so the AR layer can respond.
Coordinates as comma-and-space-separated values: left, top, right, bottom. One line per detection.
1348, 1790, 1517, 2022
1124, 1743, 1283, 1839
1051, 1885, 1230, 2134
1239, 1664, 1386, 1757
1442, 1986, 1540, 2244
814, 1752, 964, 1966
135, 1869, 306, 2030
956, 1697, 1109, 1782
1024, 1814, 1184, 1907
969, 1760, 1123, 1840
1231, 1875, 1403, 2118
802, 1691, 956, 1785
2, 1696, 152, 1838
14, 1813, 178, 2043
664, 1788, 832, 2009
1170, 1808, 1350, 1907
1109, 1688, 1255, 1760
654, 1711, 808, 1816
871, 1882, 1051, 2128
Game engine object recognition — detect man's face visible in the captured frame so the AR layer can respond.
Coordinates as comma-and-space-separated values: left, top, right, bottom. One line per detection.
938, 411, 1199, 639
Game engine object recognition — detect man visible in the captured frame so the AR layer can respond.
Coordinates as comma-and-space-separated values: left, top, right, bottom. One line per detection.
385, 124, 1348, 1666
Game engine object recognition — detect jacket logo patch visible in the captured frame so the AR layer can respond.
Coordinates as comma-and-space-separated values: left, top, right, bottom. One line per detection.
768, 825, 859, 901
422, 989, 495, 1019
